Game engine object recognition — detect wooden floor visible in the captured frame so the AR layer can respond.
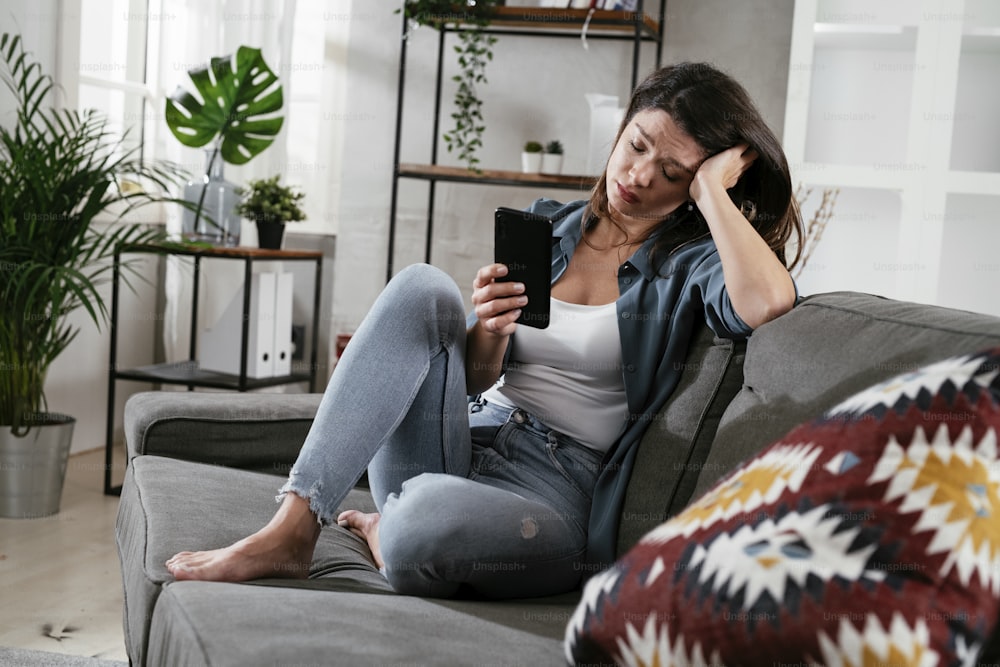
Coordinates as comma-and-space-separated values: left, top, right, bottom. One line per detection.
0, 447, 128, 662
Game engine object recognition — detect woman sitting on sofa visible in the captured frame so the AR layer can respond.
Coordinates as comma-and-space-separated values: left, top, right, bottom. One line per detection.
166, 62, 804, 599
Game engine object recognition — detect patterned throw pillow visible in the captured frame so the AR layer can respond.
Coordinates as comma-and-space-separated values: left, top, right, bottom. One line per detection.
565, 347, 1000, 666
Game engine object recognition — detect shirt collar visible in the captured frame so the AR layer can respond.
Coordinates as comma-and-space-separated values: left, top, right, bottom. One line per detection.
551, 204, 701, 282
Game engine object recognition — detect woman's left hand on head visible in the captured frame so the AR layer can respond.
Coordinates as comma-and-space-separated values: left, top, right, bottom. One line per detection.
689, 143, 758, 201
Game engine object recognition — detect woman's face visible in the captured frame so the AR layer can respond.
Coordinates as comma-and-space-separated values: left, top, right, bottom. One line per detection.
605, 108, 705, 224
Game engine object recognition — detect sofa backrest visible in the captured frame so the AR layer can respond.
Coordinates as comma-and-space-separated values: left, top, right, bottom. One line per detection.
691, 291, 1000, 498
615, 322, 747, 555
616, 291, 1000, 558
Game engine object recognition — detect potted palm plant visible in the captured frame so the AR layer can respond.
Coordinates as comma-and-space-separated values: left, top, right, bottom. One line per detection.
0, 33, 185, 518
236, 175, 306, 249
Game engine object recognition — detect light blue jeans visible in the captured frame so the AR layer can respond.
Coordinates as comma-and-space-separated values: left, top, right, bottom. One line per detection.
279, 264, 603, 599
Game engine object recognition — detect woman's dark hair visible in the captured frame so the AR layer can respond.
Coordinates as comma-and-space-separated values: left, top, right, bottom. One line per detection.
586, 62, 804, 269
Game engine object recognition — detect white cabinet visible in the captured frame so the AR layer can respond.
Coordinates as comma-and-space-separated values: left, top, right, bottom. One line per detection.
783, 0, 1000, 315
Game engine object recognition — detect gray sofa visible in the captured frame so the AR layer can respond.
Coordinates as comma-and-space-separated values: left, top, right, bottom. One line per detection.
115, 291, 1000, 666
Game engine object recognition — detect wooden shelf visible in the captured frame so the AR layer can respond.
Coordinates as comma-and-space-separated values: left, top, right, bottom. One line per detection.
479, 7, 661, 37
398, 163, 597, 191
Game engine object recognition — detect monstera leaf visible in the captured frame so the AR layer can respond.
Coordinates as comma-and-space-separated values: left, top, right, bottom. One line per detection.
165, 46, 283, 165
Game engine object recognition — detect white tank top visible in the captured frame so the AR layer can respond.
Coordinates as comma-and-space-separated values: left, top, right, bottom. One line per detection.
481, 297, 628, 452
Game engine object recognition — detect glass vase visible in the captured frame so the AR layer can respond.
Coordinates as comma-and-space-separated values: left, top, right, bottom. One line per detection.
182, 149, 241, 246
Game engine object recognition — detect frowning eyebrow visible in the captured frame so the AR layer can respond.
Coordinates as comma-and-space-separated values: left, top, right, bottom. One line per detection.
635, 123, 699, 174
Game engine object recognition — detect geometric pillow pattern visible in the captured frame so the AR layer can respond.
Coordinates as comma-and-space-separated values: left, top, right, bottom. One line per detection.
565, 347, 1000, 666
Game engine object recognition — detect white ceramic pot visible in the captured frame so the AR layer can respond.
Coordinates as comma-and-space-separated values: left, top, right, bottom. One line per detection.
541, 153, 563, 175
521, 152, 542, 173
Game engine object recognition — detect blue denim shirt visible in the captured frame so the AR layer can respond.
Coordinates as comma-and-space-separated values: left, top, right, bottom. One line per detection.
524, 198, 754, 568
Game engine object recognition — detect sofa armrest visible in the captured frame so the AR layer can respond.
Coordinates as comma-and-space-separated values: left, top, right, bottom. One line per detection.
124, 391, 322, 474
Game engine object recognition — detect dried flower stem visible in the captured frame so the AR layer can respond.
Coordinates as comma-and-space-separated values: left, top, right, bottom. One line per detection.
792, 185, 840, 279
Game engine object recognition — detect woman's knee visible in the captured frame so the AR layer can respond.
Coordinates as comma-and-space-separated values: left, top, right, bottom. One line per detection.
383, 264, 466, 333
389, 264, 461, 305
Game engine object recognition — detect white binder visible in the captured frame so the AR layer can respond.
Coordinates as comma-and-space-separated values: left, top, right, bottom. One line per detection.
272, 272, 294, 376
200, 272, 277, 378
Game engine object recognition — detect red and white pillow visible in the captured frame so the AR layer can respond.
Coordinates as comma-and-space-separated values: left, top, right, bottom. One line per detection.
566, 347, 1000, 666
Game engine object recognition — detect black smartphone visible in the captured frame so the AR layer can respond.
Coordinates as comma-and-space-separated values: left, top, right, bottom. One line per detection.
494, 206, 553, 329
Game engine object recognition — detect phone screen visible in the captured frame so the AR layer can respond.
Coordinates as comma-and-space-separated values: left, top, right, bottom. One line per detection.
494, 207, 553, 329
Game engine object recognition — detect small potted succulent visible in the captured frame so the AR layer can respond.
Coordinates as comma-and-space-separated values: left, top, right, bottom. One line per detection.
541, 140, 564, 175
236, 175, 306, 250
521, 140, 543, 173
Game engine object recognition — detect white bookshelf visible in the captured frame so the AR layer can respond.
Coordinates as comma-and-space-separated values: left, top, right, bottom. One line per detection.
783, 0, 1000, 315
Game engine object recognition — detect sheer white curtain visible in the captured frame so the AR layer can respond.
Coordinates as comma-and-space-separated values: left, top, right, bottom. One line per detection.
152, 0, 297, 366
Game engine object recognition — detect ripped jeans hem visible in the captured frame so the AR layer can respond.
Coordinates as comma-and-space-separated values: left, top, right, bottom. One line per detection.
276, 479, 336, 527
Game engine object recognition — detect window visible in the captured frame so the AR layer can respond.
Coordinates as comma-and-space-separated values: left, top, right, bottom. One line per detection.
77, 0, 154, 163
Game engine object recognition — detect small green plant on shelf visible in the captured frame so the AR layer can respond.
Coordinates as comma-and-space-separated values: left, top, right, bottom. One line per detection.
521, 140, 543, 173
540, 138, 564, 174
236, 175, 306, 225
401, 0, 500, 172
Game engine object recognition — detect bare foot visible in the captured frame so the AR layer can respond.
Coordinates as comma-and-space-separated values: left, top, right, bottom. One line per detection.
338, 510, 384, 570
166, 493, 320, 582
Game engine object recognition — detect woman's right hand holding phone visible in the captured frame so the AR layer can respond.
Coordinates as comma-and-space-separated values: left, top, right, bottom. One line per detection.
466, 263, 526, 393
471, 263, 527, 338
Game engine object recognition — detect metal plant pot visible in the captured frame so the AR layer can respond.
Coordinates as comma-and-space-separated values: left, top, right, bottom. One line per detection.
0, 414, 75, 519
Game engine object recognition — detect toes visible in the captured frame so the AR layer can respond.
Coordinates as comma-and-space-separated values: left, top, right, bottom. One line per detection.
337, 511, 380, 533
336, 509, 359, 527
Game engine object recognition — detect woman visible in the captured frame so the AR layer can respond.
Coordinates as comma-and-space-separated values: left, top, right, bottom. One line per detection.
165, 62, 803, 599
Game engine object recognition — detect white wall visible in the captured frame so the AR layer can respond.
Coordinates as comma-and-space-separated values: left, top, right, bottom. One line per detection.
0, 0, 60, 116
661, 0, 795, 139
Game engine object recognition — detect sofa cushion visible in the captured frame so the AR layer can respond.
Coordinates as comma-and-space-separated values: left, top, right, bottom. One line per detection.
118, 454, 582, 666
148, 582, 574, 666
615, 322, 746, 555
564, 346, 1000, 665
116, 455, 383, 666
695, 291, 1000, 497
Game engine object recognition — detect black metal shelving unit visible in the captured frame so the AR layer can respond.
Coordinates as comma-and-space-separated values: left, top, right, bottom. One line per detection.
103, 244, 323, 495
386, 1, 669, 282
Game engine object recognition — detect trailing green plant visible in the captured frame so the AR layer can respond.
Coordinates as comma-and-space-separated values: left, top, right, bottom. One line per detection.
165, 46, 284, 232
545, 140, 563, 155
0, 33, 186, 433
236, 175, 306, 225
523, 140, 543, 153
401, 0, 499, 172
444, 26, 495, 171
